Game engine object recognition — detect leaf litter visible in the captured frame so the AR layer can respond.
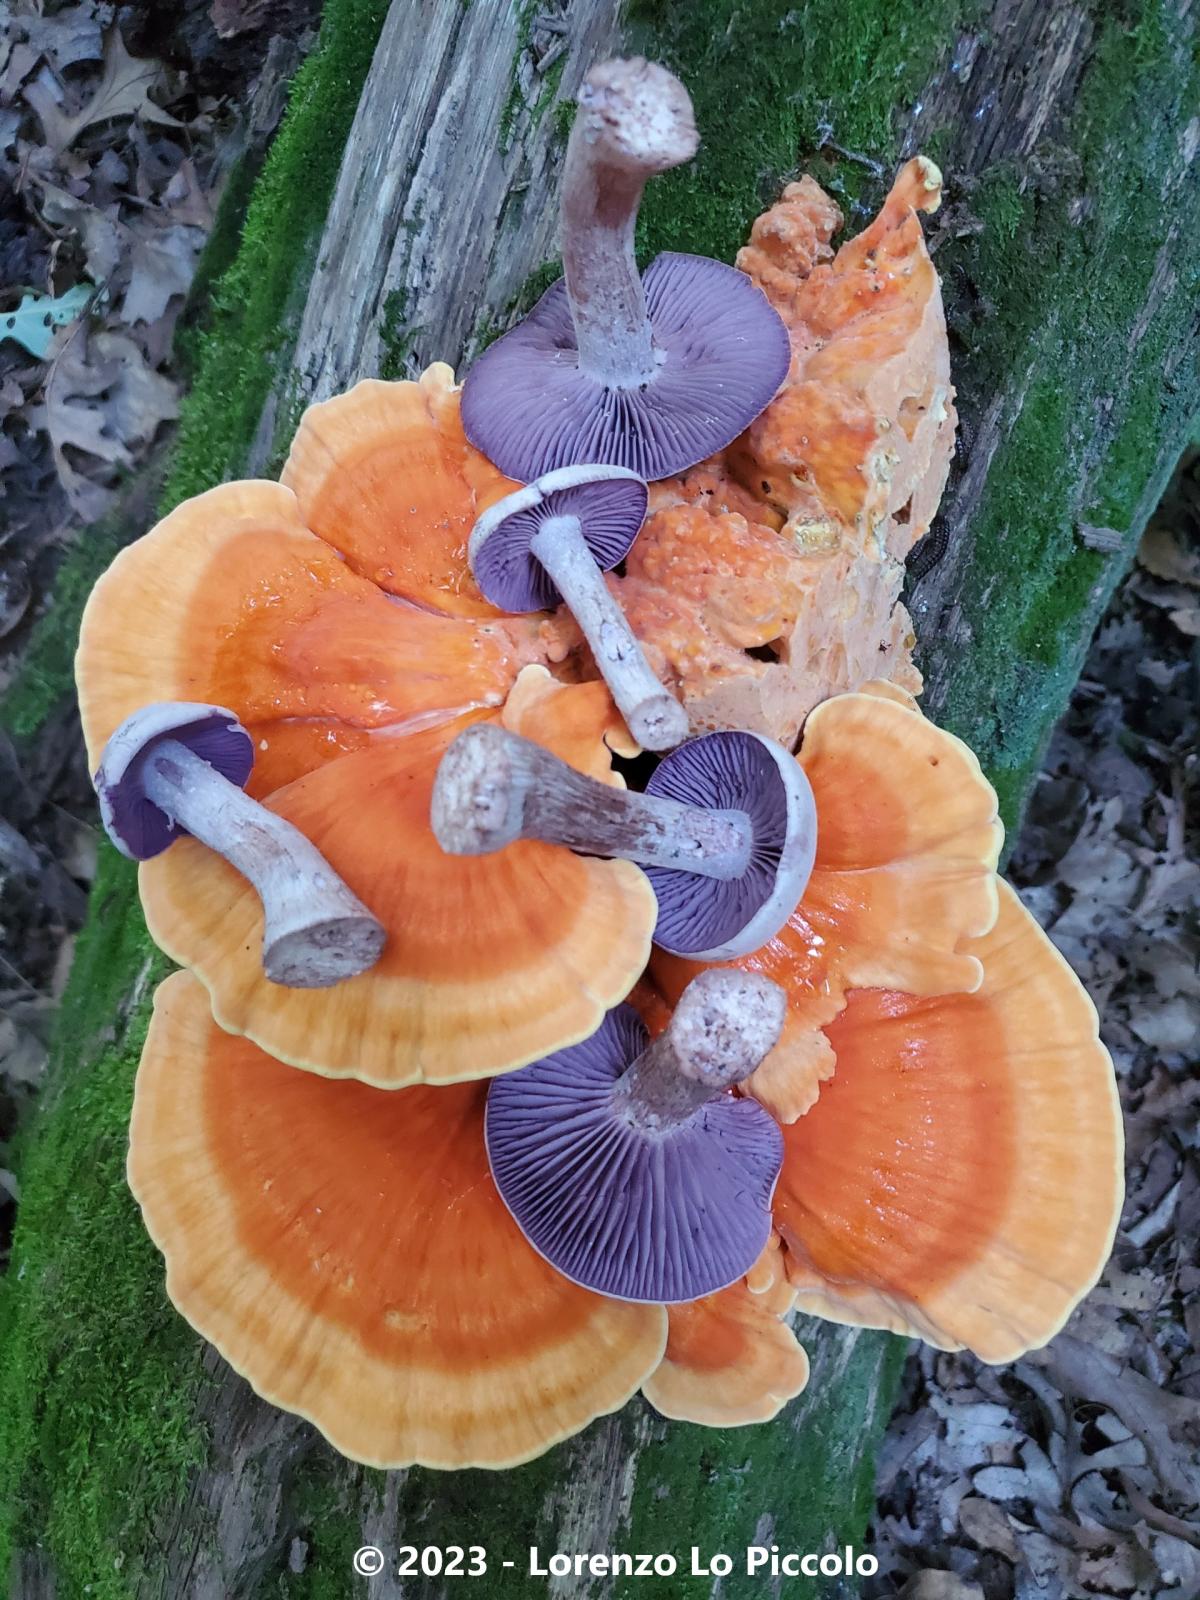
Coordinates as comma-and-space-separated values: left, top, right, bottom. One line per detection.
869, 451, 1200, 1600
0, 0, 320, 1270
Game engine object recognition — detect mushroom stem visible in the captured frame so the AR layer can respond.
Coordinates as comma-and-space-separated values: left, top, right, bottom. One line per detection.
141, 741, 385, 988
431, 724, 751, 878
615, 970, 786, 1129
562, 58, 698, 388
529, 512, 688, 750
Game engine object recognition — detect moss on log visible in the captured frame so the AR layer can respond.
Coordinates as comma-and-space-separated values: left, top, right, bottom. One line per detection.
1, 0, 1197, 1596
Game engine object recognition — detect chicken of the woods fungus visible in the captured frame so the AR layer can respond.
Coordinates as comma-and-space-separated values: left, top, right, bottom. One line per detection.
461, 57, 790, 482
651, 684, 1004, 1122
133, 671, 658, 1086
74, 365, 574, 799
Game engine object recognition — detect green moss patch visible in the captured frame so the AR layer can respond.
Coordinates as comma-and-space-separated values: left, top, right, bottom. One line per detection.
162, 0, 391, 509
911, 0, 1200, 832
0, 850, 182, 1598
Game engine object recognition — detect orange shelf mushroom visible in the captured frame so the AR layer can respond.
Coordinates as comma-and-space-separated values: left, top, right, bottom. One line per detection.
606, 158, 956, 745
138, 668, 657, 1086
642, 1236, 809, 1427
772, 882, 1124, 1363
653, 684, 1002, 1121
131, 972, 667, 1469
76, 365, 575, 799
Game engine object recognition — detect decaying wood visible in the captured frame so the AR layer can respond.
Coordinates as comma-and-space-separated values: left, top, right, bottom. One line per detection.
899, 0, 1199, 727
248, 0, 622, 473
9, 0, 1199, 1592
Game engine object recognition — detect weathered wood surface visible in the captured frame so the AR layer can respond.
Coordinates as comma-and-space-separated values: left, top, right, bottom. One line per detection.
248, 0, 624, 466
85, 7, 906, 1596
902, 0, 1199, 799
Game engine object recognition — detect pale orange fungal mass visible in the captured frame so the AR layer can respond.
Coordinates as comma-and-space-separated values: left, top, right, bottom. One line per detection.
652, 686, 1002, 1121
607, 158, 955, 745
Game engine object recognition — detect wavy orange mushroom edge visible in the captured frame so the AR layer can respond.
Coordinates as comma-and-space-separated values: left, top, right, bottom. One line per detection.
126, 870, 1121, 1467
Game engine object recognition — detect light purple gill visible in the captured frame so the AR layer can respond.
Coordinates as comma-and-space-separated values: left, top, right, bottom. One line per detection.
644, 731, 816, 958
461, 252, 790, 484
96, 705, 253, 860
471, 469, 648, 612
486, 1004, 784, 1304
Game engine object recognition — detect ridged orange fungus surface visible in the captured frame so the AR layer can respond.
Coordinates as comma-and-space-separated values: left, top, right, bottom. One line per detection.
138, 668, 656, 1086
609, 158, 956, 745
130, 972, 667, 1469
652, 685, 1002, 1122
642, 1235, 809, 1427
772, 883, 1123, 1364
76, 365, 575, 799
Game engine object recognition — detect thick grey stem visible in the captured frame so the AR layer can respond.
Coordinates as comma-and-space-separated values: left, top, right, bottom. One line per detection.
142, 742, 385, 988
431, 723, 750, 878
530, 513, 688, 750
562, 57, 698, 387
615, 969, 786, 1128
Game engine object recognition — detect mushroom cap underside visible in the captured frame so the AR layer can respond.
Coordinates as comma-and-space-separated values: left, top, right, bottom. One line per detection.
461, 253, 790, 483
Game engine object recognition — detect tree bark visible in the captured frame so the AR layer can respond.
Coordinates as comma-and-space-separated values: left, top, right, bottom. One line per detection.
2, 0, 1197, 1597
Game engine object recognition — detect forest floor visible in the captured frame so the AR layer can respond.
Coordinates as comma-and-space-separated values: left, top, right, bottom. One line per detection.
1, 6, 1198, 1597
0, 0, 317, 1261
870, 457, 1200, 1600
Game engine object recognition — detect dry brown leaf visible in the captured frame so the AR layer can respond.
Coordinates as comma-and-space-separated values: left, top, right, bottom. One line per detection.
122, 224, 201, 326
899, 1574, 986, 1600
32, 324, 178, 518
1139, 523, 1200, 588
956, 1496, 1021, 1562
23, 26, 183, 154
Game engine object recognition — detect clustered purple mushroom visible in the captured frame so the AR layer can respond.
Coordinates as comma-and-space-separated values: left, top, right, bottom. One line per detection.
470, 465, 687, 750
486, 968, 787, 1301
95, 702, 385, 987
461, 56, 790, 483
430, 721, 816, 960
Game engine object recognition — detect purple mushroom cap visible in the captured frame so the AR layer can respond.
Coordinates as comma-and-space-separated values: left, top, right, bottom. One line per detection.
485, 1003, 783, 1303
470, 466, 648, 613
461, 253, 790, 484
644, 731, 817, 960
96, 702, 253, 861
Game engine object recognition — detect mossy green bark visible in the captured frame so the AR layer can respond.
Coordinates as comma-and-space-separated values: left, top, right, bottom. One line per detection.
2, 0, 1197, 1595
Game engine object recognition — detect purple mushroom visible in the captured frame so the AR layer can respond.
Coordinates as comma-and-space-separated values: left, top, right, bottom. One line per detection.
486, 969, 786, 1302
95, 701, 386, 988
430, 722, 816, 960
461, 57, 790, 483
470, 464, 687, 750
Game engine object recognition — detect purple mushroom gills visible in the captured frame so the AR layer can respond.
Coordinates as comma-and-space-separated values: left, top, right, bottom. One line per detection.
470, 464, 688, 750
94, 702, 386, 988
430, 722, 816, 960
461, 56, 790, 482
485, 968, 787, 1302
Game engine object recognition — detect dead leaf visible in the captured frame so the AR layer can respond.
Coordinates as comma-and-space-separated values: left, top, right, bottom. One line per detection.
30, 323, 178, 517
23, 26, 183, 154
1168, 605, 1200, 636
956, 1496, 1021, 1562
899, 1574, 985, 1600
36, 179, 125, 284
122, 224, 202, 325
1140, 523, 1200, 588
18, 6, 106, 72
